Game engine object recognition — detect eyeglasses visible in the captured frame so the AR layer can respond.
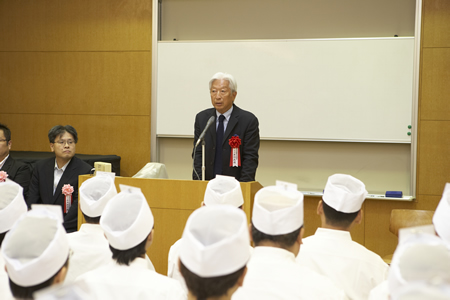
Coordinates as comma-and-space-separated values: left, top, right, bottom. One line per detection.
55, 140, 75, 146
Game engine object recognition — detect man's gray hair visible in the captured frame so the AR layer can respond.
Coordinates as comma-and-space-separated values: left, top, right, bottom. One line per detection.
209, 72, 237, 93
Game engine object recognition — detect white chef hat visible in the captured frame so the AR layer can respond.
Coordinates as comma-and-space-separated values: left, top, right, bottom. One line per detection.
1, 208, 69, 287
204, 175, 244, 207
322, 174, 368, 213
433, 183, 450, 245
79, 172, 117, 217
179, 205, 250, 277
100, 185, 154, 250
252, 184, 304, 235
388, 232, 450, 299
0, 180, 27, 234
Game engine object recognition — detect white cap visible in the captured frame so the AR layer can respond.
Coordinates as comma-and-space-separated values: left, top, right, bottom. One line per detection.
204, 175, 244, 207
433, 183, 450, 244
0, 180, 27, 233
388, 232, 450, 299
100, 185, 154, 250
31, 204, 64, 224
179, 206, 250, 277
1, 209, 69, 287
79, 172, 117, 217
322, 174, 368, 213
398, 224, 436, 244
252, 184, 304, 235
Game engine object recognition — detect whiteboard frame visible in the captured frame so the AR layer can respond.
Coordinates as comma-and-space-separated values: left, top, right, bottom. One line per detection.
151, 0, 422, 198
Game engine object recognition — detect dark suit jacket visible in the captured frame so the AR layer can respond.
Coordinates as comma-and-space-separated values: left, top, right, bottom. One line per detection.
27, 156, 92, 233
1, 155, 31, 199
193, 104, 260, 182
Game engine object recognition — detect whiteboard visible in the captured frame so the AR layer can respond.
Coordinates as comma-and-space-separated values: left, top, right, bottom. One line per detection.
157, 38, 414, 143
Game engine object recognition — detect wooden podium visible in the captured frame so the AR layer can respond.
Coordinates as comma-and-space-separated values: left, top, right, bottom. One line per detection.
78, 175, 262, 275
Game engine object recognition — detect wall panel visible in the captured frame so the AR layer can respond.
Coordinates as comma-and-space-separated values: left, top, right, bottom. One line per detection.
0, 0, 152, 51
422, 0, 450, 47
420, 48, 450, 120
0, 52, 151, 115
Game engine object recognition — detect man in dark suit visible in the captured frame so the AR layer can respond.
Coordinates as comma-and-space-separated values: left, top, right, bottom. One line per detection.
193, 72, 260, 182
28, 125, 92, 233
0, 123, 31, 198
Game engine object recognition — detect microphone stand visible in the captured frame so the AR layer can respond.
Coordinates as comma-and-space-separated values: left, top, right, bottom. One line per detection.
202, 140, 206, 181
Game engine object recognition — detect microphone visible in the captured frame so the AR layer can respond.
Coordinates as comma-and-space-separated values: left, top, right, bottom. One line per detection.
195, 115, 215, 147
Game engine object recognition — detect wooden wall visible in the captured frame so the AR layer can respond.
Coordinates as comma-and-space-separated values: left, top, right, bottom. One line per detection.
0, 0, 152, 177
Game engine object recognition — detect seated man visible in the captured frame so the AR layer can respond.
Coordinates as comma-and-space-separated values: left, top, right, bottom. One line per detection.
0, 180, 28, 300
1, 206, 70, 300
65, 172, 118, 283
0, 123, 31, 198
296, 174, 389, 300
28, 125, 92, 233
77, 185, 185, 299
179, 205, 250, 300
233, 183, 345, 299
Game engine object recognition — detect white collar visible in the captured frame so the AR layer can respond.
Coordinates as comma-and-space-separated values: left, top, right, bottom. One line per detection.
0, 154, 9, 169
216, 105, 233, 119
54, 159, 71, 171
314, 227, 353, 241
252, 246, 296, 262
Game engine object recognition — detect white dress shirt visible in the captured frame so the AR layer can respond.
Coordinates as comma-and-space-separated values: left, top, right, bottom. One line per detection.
77, 257, 186, 300
0, 254, 13, 300
216, 106, 233, 132
53, 159, 70, 195
65, 223, 114, 283
297, 228, 389, 300
233, 246, 346, 300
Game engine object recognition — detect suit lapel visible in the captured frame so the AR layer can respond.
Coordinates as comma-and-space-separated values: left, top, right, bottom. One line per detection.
43, 159, 56, 204
1, 156, 13, 172
223, 106, 239, 146
208, 109, 217, 145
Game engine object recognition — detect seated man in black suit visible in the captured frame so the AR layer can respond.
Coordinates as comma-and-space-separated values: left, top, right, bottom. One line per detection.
193, 72, 260, 182
28, 125, 92, 233
0, 123, 31, 198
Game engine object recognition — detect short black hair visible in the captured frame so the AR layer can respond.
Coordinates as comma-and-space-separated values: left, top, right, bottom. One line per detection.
48, 125, 78, 144
0, 123, 11, 141
109, 234, 149, 266
322, 200, 359, 228
0, 231, 7, 247
9, 256, 69, 299
251, 221, 302, 249
82, 212, 101, 224
179, 260, 246, 299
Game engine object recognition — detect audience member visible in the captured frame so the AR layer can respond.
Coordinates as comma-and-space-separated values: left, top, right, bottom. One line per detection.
168, 175, 246, 292
369, 228, 450, 300
296, 173, 389, 300
28, 125, 92, 233
64, 172, 117, 283
433, 182, 450, 248
77, 185, 185, 299
1, 206, 70, 300
0, 180, 28, 300
179, 205, 250, 300
233, 183, 346, 299
0, 123, 31, 198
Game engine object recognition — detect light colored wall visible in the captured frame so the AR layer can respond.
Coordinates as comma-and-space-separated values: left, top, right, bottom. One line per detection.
161, 0, 415, 40
0, 0, 152, 177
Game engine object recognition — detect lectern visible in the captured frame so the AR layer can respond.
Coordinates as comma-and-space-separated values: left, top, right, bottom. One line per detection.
78, 175, 262, 274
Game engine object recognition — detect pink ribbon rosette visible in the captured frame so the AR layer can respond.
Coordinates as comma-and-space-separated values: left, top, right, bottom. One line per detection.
62, 184, 74, 213
0, 171, 8, 182
229, 135, 242, 167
